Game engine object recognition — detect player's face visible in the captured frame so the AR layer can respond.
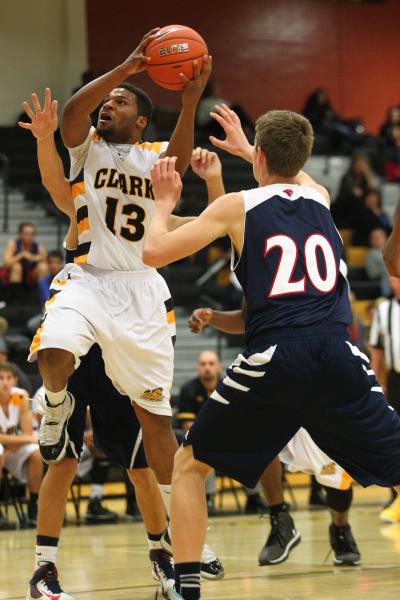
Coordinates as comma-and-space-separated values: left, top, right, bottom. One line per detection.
0, 370, 14, 398
97, 89, 142, 143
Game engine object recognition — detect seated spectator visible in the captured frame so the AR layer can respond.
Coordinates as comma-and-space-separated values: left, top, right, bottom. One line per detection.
37, 250, 64, 307
379, 105, 400, 146
302, 88, 365, 153
384, 125, 400, 182
364, 189, 391, 233
0, 362, 43, 528
0, 336, 33, 395
196, 79, 254, 138
3, 222, 48, 302
365, 229, 391, 297
332, 153, 381, 244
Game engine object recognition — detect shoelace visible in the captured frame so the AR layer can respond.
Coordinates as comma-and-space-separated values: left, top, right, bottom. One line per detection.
267, 515, 288, 549
334, 528, 358, 553
201, 543, 217, 563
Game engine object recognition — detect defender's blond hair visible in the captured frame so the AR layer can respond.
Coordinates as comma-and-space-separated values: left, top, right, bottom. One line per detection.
255, 110, 314, 177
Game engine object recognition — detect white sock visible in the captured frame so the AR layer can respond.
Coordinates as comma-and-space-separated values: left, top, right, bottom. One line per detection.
158, 483, 172, 517
35, 544, 58, 569
90, 484, 104, 499
44, 386, 67, 406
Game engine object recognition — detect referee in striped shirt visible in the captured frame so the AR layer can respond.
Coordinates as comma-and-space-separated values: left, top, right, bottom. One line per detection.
369, 276, 400, 414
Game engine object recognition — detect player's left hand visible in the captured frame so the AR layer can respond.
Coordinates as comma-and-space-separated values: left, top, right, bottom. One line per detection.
181, 55, 212, 108
188, 308, 213, 333
151, 156, 183, 207
18, 88, 58, 140
191, 147, 222, 181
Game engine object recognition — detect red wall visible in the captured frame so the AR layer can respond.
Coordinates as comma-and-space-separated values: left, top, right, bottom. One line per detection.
87, 0, 400, 132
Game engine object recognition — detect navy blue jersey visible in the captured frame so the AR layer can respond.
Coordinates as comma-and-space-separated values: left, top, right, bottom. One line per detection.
234, 184, 352, 343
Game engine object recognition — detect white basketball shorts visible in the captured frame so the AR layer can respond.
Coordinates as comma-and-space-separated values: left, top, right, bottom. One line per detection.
29, 264, 176, 417
279, 428, 353, 490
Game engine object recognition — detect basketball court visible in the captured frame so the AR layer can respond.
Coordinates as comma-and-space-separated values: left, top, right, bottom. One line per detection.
2, 485, 400, 600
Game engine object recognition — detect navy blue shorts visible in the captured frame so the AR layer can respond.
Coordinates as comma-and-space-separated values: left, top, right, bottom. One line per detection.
185, 326, 400, 488
65, 344, 147, 470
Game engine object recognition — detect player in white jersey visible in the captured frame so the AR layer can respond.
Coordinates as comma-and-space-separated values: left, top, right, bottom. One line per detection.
25, 27, 211, 548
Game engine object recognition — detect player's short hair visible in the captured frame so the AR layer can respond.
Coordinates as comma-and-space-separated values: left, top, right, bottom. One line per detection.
255, 110, 314, 177
0, 362, 17, 377
48, 250, 64, 261
18, 222, 36, 234
118, 82, 153, 125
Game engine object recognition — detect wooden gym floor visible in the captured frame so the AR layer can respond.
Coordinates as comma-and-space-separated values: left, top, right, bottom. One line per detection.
2, 485, 400, 600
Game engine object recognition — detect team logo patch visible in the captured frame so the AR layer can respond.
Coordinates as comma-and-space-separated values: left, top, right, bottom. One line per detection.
320, 463, 336, 476
283, 189, 293, 197
140, 388, 164, 402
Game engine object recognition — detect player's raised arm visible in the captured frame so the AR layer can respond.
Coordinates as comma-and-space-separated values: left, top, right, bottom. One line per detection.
164, 56, 212, 175
18, 88, 74, 219
383, 199, 400, 276
210, 104, 254, 163
61, 28, 161, 148
143, 156, 243, 268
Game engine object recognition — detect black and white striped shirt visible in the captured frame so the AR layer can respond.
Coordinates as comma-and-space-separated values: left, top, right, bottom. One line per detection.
369, 298, 400, 372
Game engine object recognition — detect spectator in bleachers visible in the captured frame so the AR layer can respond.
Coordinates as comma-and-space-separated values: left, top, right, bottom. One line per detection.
364, 189, 392, 233
379, 105, 400, 146
384, 125, 400, 183
3, 223, 48, 302
196, 80, 254, 139
0, 362, 43, 528
37, 250, 64, 307
332, 153, 382, 244
302, 88, 365, 154
0, 336, 33, 395
365, 228, 391, 297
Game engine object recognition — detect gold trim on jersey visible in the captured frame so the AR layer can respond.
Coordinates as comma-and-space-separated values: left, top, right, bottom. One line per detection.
72, 181, 86, 199
136, 141, 163, 153
73, 241, 91, 265
166, 309, 175, 325
30, 323, 44, 355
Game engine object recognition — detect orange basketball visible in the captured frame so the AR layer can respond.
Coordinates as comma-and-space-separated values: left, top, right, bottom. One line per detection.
145, 25, 208, 90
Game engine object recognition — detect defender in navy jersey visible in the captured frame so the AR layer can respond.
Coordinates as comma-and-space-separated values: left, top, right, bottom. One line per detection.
144, 105, 400, 600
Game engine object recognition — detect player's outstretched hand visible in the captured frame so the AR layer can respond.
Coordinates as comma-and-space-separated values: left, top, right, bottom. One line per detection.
191, 147, 222, 181
151, 156, 183, 207
18, 88, 58, 140
181, 55, 212, 108
210, 104, 253, 160
122, 28, 161, 75
188, 308, 213, 333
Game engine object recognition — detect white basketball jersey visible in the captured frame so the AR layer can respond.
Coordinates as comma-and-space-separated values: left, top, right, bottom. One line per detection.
69, 127, 168, 271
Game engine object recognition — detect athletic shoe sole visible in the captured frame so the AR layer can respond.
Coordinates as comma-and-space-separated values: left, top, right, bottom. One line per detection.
259, 531, 301, 565
200, 564, 225, 580
333, 557, 361, 566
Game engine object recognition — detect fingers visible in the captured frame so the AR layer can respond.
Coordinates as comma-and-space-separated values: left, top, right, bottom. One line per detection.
192, 59, 201, 79
43, 87, 51, 112
17, 121, 32, 130
31, 93, 42, 114
209, 135, 226, 149
210, 111, 228, 129
22, 101, 34, 120
179, 72, 191, 84
50, 99, 58, 121
139, 27, 161, 50
202, 54, 212, 76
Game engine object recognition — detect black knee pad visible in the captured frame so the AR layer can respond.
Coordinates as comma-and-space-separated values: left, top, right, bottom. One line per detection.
324, 486, 353, 513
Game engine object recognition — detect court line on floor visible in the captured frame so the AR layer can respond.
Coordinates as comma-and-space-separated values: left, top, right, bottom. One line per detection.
8, 564, 400, 599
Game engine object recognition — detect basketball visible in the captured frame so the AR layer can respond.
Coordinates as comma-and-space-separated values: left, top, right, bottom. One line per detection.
145, 25, 208, 90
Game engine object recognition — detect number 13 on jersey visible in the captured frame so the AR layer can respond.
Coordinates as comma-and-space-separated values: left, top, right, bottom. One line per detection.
265, 234, 337, 297
105, 196, 146, 242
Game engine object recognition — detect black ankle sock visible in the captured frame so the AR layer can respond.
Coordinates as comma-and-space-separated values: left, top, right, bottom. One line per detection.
175, 562, 201, 599
36, 534, 59, 546
270, 502, 288, 516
